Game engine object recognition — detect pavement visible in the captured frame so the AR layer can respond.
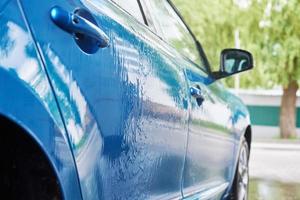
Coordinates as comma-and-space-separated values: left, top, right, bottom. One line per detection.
249, 140, 300, 200
249, 141, 300, 184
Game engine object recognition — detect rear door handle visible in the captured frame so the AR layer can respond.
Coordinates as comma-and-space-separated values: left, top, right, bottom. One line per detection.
50, 6, 109, 48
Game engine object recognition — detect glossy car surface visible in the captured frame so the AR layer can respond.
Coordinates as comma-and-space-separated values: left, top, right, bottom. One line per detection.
0, 0, 252, 199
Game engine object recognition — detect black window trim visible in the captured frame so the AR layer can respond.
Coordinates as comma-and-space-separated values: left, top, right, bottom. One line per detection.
138, 0, 160, 35
166, 0, 212, 74
110, 0, 148, 26
137, 0, 148, 26
110, 0, 212, 74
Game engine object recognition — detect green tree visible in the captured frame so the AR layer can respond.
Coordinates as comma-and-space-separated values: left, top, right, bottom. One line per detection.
248, 0, 300, 138
173, 0, 300, 138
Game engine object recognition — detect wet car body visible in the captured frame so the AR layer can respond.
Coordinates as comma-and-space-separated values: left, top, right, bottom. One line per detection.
0, 0, 252, 199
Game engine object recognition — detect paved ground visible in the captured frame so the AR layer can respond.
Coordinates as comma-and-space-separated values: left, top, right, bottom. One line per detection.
252, 125, 300, 140
249, 142, 300, 200
250, 142, 300, 183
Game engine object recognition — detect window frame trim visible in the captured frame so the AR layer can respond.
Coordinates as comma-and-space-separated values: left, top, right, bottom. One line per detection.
167, 0, 212, 73
110, 0, 148, 25
140, 0, 212, 73
137, 0, 149, 26
138, 0, 161, 36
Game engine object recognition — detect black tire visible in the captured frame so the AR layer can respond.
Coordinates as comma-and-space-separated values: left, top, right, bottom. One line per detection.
229, 137, 250, 200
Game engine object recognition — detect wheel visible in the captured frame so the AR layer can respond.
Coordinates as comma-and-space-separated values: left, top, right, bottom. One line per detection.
230, 137, 249, 200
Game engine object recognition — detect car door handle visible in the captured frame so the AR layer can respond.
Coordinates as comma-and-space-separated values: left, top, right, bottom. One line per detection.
190, 86, 202, 98
190, 86, 204, 106
50, 6, 109, 48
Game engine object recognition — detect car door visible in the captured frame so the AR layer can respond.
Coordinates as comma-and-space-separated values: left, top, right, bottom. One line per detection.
141, 0, 236, 198
20, 0, 189, 199
183, 67, 236, 199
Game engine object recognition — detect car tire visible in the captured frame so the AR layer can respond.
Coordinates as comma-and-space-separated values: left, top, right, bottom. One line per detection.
230, 137, 249, 200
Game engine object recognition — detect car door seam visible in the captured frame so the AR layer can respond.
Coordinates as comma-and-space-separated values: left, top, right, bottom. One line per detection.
16, 1, 84, 199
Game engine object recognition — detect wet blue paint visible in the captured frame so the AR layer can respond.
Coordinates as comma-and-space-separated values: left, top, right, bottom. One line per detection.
0, 0, 251, 199
0, 1, 82, 199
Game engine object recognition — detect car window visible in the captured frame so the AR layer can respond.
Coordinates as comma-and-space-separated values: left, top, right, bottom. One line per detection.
111, 0, 144, 23
142, 0, 202, 66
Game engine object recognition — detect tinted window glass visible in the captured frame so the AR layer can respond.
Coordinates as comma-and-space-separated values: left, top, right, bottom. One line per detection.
143, 0, 201, 65
112, 0, 144, 23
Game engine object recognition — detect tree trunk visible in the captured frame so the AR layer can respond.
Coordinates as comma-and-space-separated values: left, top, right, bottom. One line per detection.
280, 81, 298, 138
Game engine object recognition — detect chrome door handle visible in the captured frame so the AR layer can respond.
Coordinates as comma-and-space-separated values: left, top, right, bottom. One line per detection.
50, 6, 109, 48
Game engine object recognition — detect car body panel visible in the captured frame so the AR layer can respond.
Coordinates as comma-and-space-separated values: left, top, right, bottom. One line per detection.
182, 64, 250, 200
0, 0, 252, 199
182, 65, 234, 198
20, 0, 190, 199
0, 1, 82, 199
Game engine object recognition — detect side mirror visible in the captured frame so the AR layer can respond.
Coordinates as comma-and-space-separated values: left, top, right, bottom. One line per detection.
212, 49, 253, 79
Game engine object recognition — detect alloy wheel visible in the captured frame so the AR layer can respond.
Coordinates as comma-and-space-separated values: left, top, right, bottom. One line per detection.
237, 142, 249, 200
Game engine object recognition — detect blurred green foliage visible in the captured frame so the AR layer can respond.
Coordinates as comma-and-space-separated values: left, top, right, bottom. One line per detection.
172, 0, 300, 89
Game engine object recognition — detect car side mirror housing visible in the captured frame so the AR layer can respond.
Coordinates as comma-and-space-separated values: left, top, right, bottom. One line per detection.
212, 49, 253, 80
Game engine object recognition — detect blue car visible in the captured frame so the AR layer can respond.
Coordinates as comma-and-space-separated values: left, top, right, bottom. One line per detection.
0, 0, 253, 199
